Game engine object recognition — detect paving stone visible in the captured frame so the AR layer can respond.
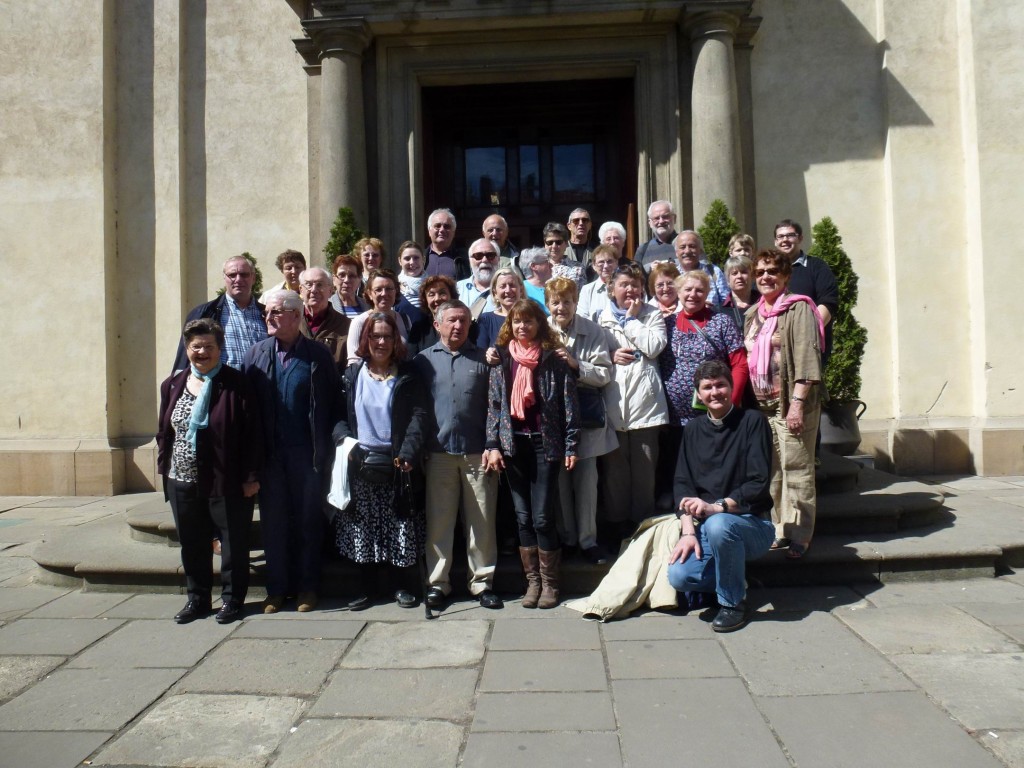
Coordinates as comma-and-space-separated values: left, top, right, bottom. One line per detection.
0, 617, 123, 654
489, 618, 600, 650
979, 730, 1024, 768
0, 556, 37, 585
462, 731, 622, 768
67, 618, 235, 668
0, 497, 54, 513
835, 604, 1020, 654
889, 653, 1024, 731
341, 619, 487, 669
471, 691, 616, 732
0, 585, 69, 619
22, 497, 104, 508
606, 638, 734, 679
599, 614, 709, 641
614, 678, 789, 768
957, 601, 1024, 628
758, 691, 1005, 767
175, 638, 346, 696
24, 591, 131, 618
1001, 625, 1024, 644
858, 578, 1024, 608
273, 718, 463, 768
0, 731, 112, 768
719, 612, 915, 696
100, 594, 194, 619
0, 655, 65, 700
91, 693, 304, 768
310, 667, 478, 720
0, 667, 185, 730
479, 650, 607, 692
232, 618, 364, 640
750, 584, 869, 613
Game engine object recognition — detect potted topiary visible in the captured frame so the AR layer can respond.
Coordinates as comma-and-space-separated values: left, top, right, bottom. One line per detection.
323, 207, 364, 271
697, 198, 740, 268
809, 217, 868, 455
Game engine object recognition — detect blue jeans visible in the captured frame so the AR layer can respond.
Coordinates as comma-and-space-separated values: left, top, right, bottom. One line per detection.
505, 433, 559, 550
666, 513, 774, 608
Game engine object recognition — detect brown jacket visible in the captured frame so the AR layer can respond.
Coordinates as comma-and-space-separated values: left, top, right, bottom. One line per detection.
301, 304, 351, 371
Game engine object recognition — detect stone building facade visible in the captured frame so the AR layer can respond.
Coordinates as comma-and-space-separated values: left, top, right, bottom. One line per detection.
2, 0, 1021, 494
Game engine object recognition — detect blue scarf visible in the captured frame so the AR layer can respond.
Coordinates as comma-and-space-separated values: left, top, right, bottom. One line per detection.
609, 301, 630, 327
186, 362, 222, 448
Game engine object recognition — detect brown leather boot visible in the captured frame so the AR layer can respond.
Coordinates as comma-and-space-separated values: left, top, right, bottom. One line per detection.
537, 548, 562, 609
519, 546, 541, 609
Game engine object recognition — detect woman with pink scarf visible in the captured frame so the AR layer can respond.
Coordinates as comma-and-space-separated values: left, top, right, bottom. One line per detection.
485, 300, 580, 609
743, 249, 825, 560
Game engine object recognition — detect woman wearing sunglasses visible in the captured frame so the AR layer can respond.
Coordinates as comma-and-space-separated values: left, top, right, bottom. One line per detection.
743, 248, 825, 561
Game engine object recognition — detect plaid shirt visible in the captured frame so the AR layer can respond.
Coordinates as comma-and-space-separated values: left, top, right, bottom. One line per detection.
219, 295, 267, 369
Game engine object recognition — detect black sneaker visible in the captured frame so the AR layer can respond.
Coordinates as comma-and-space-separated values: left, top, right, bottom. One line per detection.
174, 599, 212, 624
711, 602, 749, 633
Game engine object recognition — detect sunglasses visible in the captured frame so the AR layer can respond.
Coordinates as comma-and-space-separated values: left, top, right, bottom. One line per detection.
545, 239, 565, 246
754, 267, 782, 277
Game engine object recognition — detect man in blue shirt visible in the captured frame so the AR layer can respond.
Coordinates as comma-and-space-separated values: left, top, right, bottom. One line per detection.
415, 300, 502, 609
456, 239, 499, 317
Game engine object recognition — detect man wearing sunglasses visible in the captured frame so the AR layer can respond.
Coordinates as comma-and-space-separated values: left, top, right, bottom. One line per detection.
457, 238, 500, 316
566, 208, 597, 267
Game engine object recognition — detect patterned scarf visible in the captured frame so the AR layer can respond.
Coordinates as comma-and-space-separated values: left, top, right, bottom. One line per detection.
748, 293, 824, 391
508, 340, 541, 420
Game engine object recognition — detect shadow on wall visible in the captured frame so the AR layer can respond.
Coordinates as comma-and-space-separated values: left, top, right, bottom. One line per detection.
749, 0, 932, 239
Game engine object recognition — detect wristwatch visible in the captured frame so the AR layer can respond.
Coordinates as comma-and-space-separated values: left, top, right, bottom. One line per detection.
714, 498, 727, 512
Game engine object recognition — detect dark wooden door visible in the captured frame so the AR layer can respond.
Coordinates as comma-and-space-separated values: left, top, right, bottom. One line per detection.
422, 78, 636, 251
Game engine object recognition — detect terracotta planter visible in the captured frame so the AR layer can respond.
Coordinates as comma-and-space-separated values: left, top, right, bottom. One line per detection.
820, 400, 866, 456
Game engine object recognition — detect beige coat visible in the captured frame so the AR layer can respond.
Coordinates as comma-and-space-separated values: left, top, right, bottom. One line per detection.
598, 303, 669, 431
566, 514, 681, 621
549, 314, 618, 459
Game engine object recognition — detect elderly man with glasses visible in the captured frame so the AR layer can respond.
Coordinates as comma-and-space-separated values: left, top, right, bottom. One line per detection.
635, 200, 679, 272
457, 238, 500, 318
425, 208, 471, 280
299, 267, 351, 370
566, 208, 597, 267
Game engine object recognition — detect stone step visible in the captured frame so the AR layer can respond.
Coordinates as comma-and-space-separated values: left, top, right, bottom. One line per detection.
31, 485, 1024, 596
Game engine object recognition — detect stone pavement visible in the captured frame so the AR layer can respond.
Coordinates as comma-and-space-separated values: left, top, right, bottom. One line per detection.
0, 478, 1023, 768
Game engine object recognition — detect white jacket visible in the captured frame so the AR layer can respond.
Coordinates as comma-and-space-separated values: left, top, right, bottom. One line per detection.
598, 303, 669, 431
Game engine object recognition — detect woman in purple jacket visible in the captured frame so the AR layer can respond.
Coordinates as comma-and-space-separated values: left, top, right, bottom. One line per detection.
157, 318, 262, 625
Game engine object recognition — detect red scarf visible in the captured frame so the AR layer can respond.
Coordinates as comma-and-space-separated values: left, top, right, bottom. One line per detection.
509, 340, 541, 419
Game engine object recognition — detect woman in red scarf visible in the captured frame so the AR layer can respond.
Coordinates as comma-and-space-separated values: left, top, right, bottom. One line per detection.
743, 249, 825, 559
485, 300, 580, 609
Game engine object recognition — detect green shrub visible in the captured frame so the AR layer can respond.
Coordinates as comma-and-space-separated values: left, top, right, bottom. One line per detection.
809, 217, 867, 403
697, 199, 740, 268
323, 207, 364, 270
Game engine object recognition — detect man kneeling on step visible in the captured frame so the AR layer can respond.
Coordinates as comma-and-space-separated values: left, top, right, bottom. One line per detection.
667, 359, 775, 632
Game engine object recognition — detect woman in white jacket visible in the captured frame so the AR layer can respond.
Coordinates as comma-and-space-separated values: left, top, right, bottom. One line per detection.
597, 264, 669, 540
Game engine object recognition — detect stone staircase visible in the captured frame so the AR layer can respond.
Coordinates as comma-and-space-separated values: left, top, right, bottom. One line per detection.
31, 454, 1024, 597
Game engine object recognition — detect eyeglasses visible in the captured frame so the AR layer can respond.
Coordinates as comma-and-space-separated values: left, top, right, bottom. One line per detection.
545, 239, 565, 246
431, 223, 453, 231
754, 267, 782, 277
224, 271, 253, 279
370, 333, 394, 342
301, 281, 329, 291
569, 217, 590, 225
470, 252, 497, 261
265, 308, 294, 318
187, 343, 217, 353
775, 232, 799, 241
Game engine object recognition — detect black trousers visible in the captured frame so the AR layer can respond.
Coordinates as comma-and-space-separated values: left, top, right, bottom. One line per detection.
168, 479, 254, 603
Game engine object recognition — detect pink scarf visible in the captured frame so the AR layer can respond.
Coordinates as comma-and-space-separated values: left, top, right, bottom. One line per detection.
749, 293, 825, 391
509, 340, 541, 420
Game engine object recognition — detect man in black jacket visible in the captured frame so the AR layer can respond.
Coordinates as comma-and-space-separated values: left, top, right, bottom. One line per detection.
666, 359, 775, 632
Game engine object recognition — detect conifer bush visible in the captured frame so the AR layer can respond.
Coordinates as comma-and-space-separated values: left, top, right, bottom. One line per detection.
697, 199, 740, 268
324, 207, 364, 270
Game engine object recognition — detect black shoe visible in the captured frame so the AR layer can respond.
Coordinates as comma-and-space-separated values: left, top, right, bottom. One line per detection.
174, 599, 211, 624
346, 594, 372, 611
712, 602, 749, 633
215, 600, 243, 624
581, 545, 609, 565
395, 589, 418, 608
425, 587, 446, 609
478, 590, 503, 609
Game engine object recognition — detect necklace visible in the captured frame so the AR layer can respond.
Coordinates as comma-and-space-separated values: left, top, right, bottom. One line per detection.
366, 364, 396, 381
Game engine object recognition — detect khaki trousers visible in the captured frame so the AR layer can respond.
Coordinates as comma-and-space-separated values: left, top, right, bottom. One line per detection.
425, 452, 498, 596
768, 405, 820, 544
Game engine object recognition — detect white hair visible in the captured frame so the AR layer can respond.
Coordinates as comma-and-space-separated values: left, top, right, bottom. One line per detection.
469, 237, 499, 256
647, 200, 675, 218
598, 221, 626, 240
518, 246, 548, 275
299, 267, 332, 285
261, 289, 303, 311
428, 208, 457, 229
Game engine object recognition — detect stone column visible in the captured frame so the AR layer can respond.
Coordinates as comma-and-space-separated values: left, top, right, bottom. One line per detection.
688, 11, 743, 226
305, 20, 371, 255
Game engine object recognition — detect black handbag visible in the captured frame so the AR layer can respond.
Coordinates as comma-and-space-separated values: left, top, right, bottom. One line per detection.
350, 444, 396, 485
393, 468, 423, 519
577, 386, 606, 429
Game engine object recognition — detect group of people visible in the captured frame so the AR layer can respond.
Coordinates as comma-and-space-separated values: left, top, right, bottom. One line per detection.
157, 202, 838, 634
